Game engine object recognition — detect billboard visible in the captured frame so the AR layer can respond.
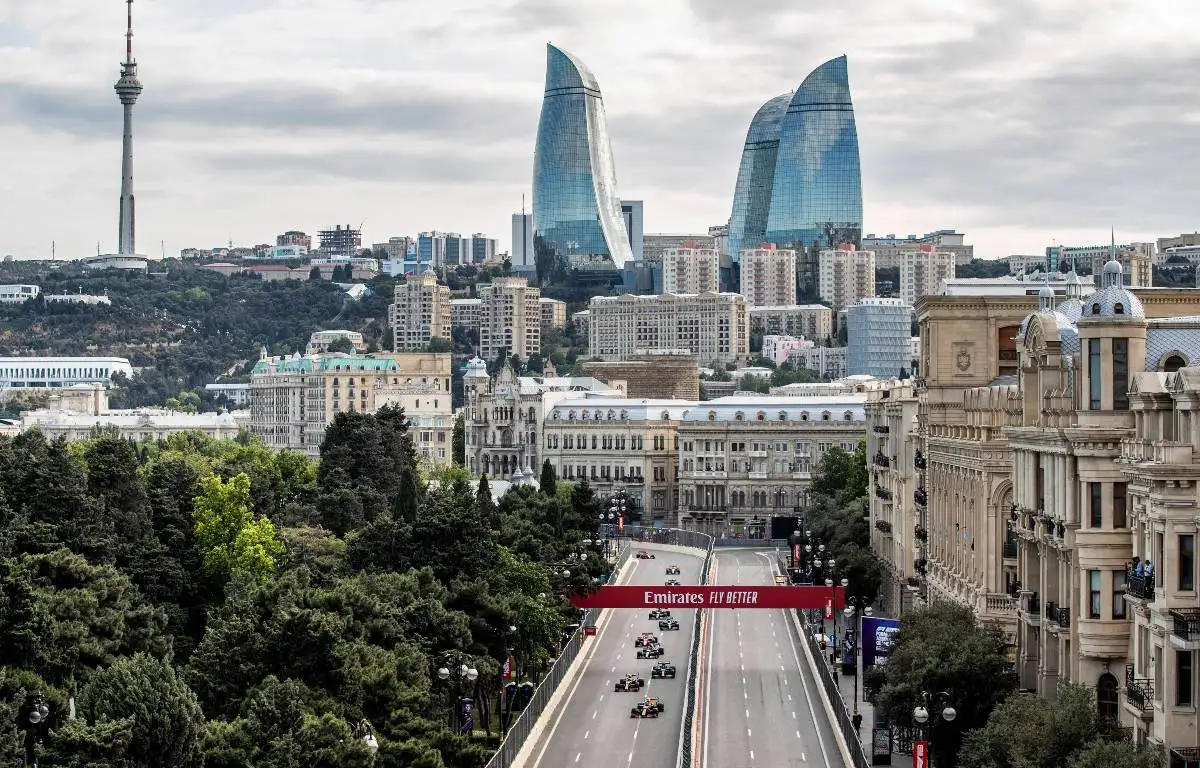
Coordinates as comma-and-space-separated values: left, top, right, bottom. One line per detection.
861, 616, 900, 672
569, 585, 846, 610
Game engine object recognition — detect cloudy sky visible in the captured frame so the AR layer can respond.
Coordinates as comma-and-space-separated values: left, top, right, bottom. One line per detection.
1, 0, 1198, 261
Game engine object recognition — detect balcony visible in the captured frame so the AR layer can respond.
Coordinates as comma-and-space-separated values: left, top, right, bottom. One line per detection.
1126, 572, 1155, 601
914, 451, 927, 471
1054, 605, 1071, 628
873, 453, 891, 468
874, 486, 893, 501
748, 471, 771, 480
875, 520, 893, 535
1170, 748, 1200, 767
748, 450, 769, 458
872, 425, 890, 435
983, 592, 1017, 616
914, 488, 928, 507
1024, 593, 1041, 622
1124, 664, 1155, 713
1171, 608, 1200, 651
914, 526, 928, 543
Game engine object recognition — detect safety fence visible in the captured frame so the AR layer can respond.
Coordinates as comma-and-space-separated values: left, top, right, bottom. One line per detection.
794, 608, 873, 768
677, 535, 714, 768
482, 542, 633, 768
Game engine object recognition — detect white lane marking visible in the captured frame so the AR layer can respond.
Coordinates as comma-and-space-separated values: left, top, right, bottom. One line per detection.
742, 677, 746, 686
745, 709, 750, 717
627, 751, 634, 764
750, 750, 755, 761
782, 609, 835, 768
802, 752, 808, 760
748, 728, 752, 737
744, 690, 748, 699
792, 711, 797, 719
797, 731, 802, 739
576, 753, 581, 763
599, 695, 604, 702
617, 654, 621, 660
788, 694, 793, 701
584, 730, 589, 739
605, 680, 610, 687
780, 665, 785, 671
611, 666, 616, 672
592, 710, 597, 719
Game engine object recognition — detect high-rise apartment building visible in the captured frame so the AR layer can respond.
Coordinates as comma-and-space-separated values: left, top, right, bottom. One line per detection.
389, 271, 451, 352
539, 297, 567, 329
846, 298, 913, 378
470, 234, 497, 263
899, 246, 956, 307
621, 200, 645, 261
642, 234, 717, 265
748, 304, 834, 341
417, 231, 465, 268
318, 225, 362, 259
818, 247, 876, 309
862, 231, 974, 268
480, 277, 541, 361
661, 248, 720, 295
532, 44, 632, 280
739, 247, 797, 306
276, 231, 312, 250
511, 212, 535, 272
587, 292, 749, 364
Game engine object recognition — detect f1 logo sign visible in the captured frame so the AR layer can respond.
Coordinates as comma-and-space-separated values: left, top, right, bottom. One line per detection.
913, 740, 929, 768
825, 599, 833, 619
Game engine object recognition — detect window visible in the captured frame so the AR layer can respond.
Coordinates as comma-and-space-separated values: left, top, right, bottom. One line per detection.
1113, 570, 1127, 619
1181, 534, 1195, 591
1178, 651, 1194, 707
1164, 354, 1188, 373
1089, 483, 1103, 528
1113, 339, 1129, 411
1089, 570, 1102, 618
1088, 339, 1102, 409
1114, 483, 1127, 528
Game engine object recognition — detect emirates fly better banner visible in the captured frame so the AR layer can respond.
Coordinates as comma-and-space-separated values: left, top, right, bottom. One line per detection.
569, 585, 845, 610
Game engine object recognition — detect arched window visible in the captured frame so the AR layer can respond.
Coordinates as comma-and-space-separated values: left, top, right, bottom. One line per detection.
1114, 302, 1124, 315
661, 411, 670, 421
801, 412, 809, 421
608, 410, 615, 420
1163, 354, 1188, 373
553, 410, 561, 420
756, 411, 766, 422
568, 410, 576, 420
621, 409, 629, 420
779, 411, 788, 422
844, 411, 853, 421
821, 411, 831, 421
1097, 673, 1119, 725
735, 411, 745, 422
708, 411, 716, 421
1091, 303, 1101, 314
594, 410, 602, 420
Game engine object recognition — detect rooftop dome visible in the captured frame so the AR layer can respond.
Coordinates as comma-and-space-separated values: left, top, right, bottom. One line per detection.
1081, 257, 1144, 320
464, 357, 489, 378
1056, 297, 1084, 323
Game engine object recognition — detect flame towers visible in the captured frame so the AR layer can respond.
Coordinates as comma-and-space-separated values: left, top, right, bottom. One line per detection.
728, 56, 862, 269
531, 44, 632, 287
114, 0, 143, 256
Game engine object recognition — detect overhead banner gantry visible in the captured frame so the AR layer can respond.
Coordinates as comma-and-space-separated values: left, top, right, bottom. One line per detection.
569, 585, 844, 610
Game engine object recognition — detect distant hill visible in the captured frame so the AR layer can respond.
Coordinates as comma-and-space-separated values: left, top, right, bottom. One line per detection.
0, 260, 398, 407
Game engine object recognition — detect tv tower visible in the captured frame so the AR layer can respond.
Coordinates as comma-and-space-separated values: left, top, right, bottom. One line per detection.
114, 0, 143, 256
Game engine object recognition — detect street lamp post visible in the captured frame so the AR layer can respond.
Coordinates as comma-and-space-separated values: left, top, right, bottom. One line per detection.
842, 590, 873, 717
437, 659, 480, 733
354, 719, 379, 758
912, 690, 957, 768
22, 692, 49, 768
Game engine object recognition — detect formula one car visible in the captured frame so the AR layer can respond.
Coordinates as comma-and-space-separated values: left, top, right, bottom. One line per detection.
614, 674, 646, 692
637, 645, 666, 659
665, 564, 681, 575
651, 661, 677, 679
634, 633, 659, 648
648, 609, 672, 620
665, 579, 681, 586
630, 697, 666, 718
635, 551, 656, 560
658, 618, 680, 631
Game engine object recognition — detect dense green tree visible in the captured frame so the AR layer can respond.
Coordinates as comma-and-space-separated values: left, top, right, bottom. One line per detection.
539, 459, 557, 496
317, 408, 415, 534
452, 412, 466, 467
0, 549, 169, 687
81, 437, 154, 566
1066, 740, 1163, 768
867, 602, 1015, 768
193, 473, 283, 586
73, 654, 204, 768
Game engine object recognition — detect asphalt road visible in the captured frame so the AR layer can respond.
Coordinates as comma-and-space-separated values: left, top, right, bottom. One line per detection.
529, 544, 706, 768
701, 548, 843, 768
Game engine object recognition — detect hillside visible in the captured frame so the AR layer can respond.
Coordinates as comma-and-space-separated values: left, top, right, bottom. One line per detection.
0, 261, 397, 406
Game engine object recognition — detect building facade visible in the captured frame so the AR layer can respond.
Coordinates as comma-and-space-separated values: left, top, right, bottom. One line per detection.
587, 292, 750, 365
846, 298, 913, 378
863, 231, 974, 268
480, 277, 542, 361
531, 44, 633, 277
739, 247, 798, 307
900, 247, 957, 307
749, 304, 835, 342
390, 271, 452, 352
727, 92, 791, 261
818, 247, 876, 310
582, 350, 701, 400
539, 297, 568, 329
677, 395, 867, 535
661, 248, 720, 295
22, 408, 244, 442
0, 356, 134, 390
249, 351, 452, 461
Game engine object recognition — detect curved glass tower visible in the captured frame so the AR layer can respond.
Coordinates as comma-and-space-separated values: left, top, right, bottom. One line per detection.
764, 55, 862, 251
532, 44, 632, 281
727, 93, 792, 262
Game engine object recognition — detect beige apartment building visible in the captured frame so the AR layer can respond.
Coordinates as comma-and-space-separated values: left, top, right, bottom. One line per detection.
749, 305, 835, 342
542, 397, 691, 525
865, 380, 923, 617
818, 247, 876, 310
479, 277, 541, 362
249, 351, 452, 461
899, 248, 956, 308
390, 271, 451, 351
539, 297, 568, 330
739, 247, 797, 307
450, 298, 483, 330
662, 248, 720, 295
587, 292, 750, 365
582, 350, 701, 400
677, 395, 866, 536
463, 357, 615, 480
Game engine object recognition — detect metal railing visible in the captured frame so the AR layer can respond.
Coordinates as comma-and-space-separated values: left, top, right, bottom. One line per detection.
1172, 608, 1200, 643
678, 533, 715, 768
1124, 664, 1155, 711
483, 543, 632, 768
794, 609, 872, 768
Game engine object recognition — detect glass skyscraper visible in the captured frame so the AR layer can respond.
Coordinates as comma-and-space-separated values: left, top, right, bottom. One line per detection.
727, 93, 791, 261
532, 44, 632, 283
728, 56, 862, 261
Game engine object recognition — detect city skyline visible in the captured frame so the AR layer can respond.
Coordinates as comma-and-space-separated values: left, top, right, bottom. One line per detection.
1, 0, 1199, 260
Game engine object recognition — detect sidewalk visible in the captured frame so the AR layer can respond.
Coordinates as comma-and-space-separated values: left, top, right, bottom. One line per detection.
827, 653, 908, 768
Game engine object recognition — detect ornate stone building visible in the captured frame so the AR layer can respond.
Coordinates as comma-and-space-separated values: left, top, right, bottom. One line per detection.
463, 358, 615, 479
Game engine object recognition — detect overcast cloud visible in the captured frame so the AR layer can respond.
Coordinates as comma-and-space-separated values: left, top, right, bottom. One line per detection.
1, 0, 1198, 260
